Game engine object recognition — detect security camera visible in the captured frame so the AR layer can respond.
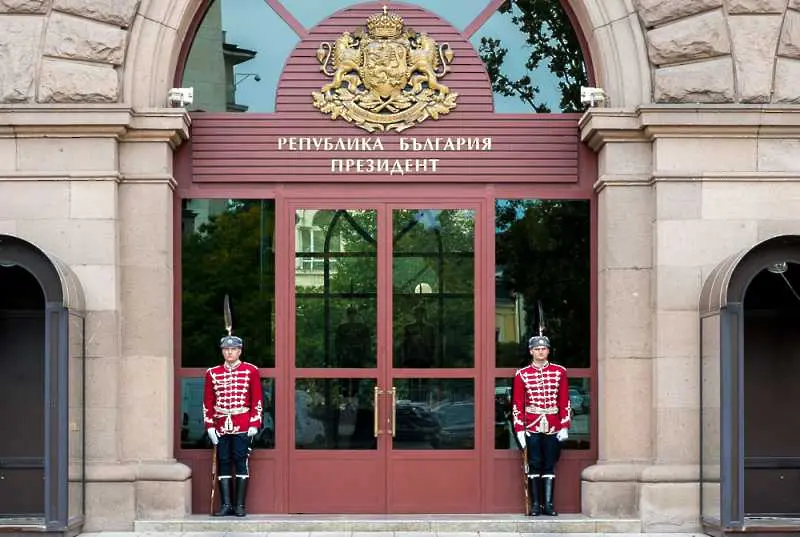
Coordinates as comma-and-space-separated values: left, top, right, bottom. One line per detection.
254, 75, 261, 82
580, 86, 607, 108
168, 87, 194, 108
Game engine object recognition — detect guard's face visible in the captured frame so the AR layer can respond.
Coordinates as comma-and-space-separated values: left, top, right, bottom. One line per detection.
222, 346, 242, 362
530, 346, 550, 360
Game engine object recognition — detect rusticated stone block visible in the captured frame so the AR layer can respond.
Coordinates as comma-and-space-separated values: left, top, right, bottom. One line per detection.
0, 0, 48, 13
779, 9, 800, 58
654, 57, 735, 102
53, 0, 139, 27
728, 0, 788, 12
44, 13, 127, 65
729, 15, 782, 102
789, 0, 800, 9
647, 10, 730, 65
0, 15, 43, 102
635, 0, 723, 27
38, 58, 119, 103
773, 57, 800, 102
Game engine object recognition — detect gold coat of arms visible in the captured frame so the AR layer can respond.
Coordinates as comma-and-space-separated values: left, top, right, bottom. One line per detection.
312, 7, 458, 132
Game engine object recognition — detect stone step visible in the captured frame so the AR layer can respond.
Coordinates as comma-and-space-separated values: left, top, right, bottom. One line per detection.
130, 514, 646, 534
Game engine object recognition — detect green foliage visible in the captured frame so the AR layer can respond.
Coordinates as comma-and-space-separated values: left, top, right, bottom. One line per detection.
495, 200, 590, 368
479, 0, 588, 113
181, 200, 275, 368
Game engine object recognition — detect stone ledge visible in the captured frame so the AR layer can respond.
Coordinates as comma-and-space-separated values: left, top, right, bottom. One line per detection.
133, 514, 643, 533
0, 105, 190, 144
580, 105, 800, 151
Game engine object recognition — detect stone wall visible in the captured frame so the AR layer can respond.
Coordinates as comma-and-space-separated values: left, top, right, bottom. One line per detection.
636, 0, 800, 103
3, 0, 800, 106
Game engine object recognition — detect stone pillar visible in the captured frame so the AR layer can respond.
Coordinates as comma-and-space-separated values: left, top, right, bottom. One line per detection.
580, 111, 654, 519
117, 112, 191, 522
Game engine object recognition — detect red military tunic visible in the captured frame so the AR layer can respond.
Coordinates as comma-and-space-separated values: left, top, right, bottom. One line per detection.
203, 361, 263, 435
512, 361, 571, 435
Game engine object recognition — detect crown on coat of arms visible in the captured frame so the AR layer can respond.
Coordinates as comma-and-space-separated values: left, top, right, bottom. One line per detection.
366, 6, 404, 38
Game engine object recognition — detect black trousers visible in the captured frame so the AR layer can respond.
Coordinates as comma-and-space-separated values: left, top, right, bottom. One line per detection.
217, 433, 251, 478
525, 433, 561, 476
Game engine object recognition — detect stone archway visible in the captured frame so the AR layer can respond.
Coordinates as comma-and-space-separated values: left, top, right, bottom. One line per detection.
0, 235, 86, 534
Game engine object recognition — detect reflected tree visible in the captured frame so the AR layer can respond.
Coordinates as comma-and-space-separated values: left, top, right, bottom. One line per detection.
495, 200, 590, 368
182, 200, 275, 368
479, 0, 588, 112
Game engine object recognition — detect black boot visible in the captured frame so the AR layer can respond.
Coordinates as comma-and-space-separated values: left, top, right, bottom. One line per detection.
233, 477, 248, 517
528, 476, 541, 516
213, 478, 234, 516
542, 476, 558, 516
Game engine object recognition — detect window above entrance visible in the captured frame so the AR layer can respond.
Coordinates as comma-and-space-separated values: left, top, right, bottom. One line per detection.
179, 0, 590, 115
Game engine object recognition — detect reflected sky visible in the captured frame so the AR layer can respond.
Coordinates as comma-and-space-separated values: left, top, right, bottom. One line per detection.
471, 6, 562, 113
222, 0, 299, 112
279, 0, 492, 31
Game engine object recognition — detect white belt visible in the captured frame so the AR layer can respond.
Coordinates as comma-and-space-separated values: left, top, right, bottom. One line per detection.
526, 405, 557, 415
214, 406, 249, 416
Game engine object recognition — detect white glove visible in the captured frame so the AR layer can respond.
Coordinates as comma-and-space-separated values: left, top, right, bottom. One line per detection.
556, 428, 568, 442
207, 428, 219, 445
516, 431, 527, 448
247, 426, 258, 437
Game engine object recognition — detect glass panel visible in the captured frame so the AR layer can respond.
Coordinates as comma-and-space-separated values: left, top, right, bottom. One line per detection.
68, 312, 85, 521
295, 378, 377, 450
181, 0, 299, 112
495, 200, 590, 369
393, 209, 475, 369
495, 377, 590, 450
471, 1, 588, 113
180, 377, 275, 449
280, 0, 492, 31
393, 378, 474, 450
295, 209, 377, 368
701, 314, 721, 522
181, 199, 275, 368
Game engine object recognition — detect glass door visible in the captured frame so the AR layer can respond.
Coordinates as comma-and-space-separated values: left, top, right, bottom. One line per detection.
386, 207, 480, 512
288, 203, 481, 513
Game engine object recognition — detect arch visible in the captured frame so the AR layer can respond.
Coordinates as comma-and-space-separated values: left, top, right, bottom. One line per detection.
0, 235, 85, 312
700, 235, 800, 315
125, 0, 650, 109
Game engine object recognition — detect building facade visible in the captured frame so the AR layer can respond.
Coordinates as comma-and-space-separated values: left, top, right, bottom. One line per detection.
1, 0, 800, 535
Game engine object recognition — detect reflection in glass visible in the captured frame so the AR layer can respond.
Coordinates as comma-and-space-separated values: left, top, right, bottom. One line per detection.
181, 199, 275, 368
181, 0, 299, 112
295, 210, 377, 368
472, 1, 588, 113
495, 377, 590, 450
393, 378, 474, 450
68, 312, 85, 521
495, 200, 589, 369
181, 377, 276, 450
701, 315, 721, 522
393, 209, 474, 368
295, 378, 377, 450
281, 0, 491, 31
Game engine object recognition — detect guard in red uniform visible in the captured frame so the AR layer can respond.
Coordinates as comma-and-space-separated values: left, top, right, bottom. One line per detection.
203, 335, 263, 517
512, 335, 571, 516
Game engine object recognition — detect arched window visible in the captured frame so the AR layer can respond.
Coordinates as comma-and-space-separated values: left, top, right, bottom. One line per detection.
180, 0, 588, 114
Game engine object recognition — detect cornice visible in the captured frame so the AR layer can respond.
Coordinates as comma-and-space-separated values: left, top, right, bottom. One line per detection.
0, 105, 191, 147
580, 104, 800, 151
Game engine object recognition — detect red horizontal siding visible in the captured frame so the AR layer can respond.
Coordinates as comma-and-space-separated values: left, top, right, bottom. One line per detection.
187, 3, 581, 186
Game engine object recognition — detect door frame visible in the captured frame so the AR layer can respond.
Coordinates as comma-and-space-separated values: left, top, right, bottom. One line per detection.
174, 180, 597, 514
283, 196, 486, 513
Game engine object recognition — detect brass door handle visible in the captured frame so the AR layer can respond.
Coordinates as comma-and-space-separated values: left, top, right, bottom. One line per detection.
391, 386, 397, 437
374, 386, 381, 437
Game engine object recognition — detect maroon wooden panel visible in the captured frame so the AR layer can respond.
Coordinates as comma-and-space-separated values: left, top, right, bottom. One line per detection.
189, 113, 581, 183
488, 455, 593, 514
388, 457, 481, 513
289, 453, 386, 513
185, 454, 279, 514
276, 2, 494, 114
